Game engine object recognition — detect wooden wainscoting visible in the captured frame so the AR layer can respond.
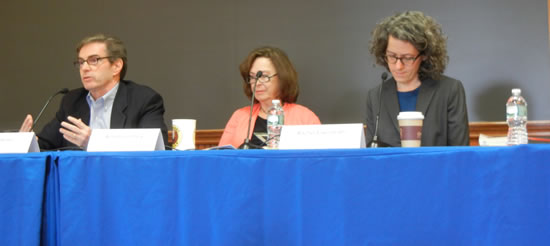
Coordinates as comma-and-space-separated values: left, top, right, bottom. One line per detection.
168, 121, 550, 149
469, 120, 550, 146
168, 129, 224, 150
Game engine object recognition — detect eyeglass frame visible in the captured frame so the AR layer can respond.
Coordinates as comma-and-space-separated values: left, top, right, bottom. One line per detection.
246, 73, 278, 84
384, 53, 422, 66
73, 56, 112, 68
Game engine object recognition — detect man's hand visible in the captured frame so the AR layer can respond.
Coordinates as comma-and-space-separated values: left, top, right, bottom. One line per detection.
19, 114, 34, 132
60, 116, 92, 148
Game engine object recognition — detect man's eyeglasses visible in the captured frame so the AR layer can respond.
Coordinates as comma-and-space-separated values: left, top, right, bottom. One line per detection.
247, 74, 278, 84
384, 54, 421, 66
73, 56, 111, 68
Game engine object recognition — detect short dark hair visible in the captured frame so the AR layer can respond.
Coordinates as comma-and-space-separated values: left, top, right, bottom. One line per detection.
369, 11, 448, 80
76, 33, 128, 80
239, 46, 299, 103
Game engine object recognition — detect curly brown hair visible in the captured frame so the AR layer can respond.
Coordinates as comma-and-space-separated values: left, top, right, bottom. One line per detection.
240, 46, 299, 103
369, 11, 448, 80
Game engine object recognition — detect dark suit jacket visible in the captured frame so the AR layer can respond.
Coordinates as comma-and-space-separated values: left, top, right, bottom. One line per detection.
37, 80, 168, 150
366, 75, 469, 146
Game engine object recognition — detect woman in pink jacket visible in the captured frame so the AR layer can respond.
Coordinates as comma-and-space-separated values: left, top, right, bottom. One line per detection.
219, 46, 321, 148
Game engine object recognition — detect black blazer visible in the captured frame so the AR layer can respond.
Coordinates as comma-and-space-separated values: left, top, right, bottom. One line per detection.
37, 80, 168, 150
366, 75, 469, 147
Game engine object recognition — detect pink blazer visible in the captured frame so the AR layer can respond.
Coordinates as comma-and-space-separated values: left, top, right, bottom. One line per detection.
219, 103, 321, 148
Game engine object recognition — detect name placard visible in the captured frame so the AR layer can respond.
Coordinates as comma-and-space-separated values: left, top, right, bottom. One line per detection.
0, 132, 40, 153
279, 123, 365, 149
478, 134, 508, 146
87, 128, 165, 152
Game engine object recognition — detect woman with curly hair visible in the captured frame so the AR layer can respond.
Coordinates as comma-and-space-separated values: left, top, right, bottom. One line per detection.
366, 11, 469, 146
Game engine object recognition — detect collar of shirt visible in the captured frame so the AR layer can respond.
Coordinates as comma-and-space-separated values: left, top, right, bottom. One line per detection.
86, 83, 120, 129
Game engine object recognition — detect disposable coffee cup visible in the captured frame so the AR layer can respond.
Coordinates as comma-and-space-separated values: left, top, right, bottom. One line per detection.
172, 119, 196, 150
397, 111, 424, 147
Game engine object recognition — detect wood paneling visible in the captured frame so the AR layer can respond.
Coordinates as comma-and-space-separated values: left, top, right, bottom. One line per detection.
169, 129, 223, 150
168, 121, 550, 149
469, 121, 550, 146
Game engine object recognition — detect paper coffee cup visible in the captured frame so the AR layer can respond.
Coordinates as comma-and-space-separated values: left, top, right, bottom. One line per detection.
397, 111, 424, 147
172, 119, 196, 150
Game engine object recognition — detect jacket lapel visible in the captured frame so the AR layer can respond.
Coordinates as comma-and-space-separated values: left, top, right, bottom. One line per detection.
110, 82, 127, 128
73, 91, 91, 125
416, 78, 437, 116
382, 79, 401, 133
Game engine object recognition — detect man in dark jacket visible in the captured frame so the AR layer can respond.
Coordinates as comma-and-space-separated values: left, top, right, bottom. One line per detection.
20, 34, 167, 150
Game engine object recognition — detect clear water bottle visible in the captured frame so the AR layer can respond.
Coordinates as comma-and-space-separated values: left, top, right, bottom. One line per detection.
267, 99, 284, 149
506, 88, 528, 145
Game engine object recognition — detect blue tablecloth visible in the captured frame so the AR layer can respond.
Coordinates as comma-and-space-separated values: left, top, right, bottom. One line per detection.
0, 153, 49, 246
45, 145, 550, 245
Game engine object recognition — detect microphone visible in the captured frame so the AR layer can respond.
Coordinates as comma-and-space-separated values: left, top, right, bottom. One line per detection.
31, 88, 69, 131
241, 71, 263, 149
369, 72, 387, 148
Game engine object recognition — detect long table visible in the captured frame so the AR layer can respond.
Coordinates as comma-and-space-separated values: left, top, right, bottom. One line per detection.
2, 145, 550, 245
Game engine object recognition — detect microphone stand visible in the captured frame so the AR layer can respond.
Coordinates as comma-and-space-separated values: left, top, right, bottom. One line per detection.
31, 88, 69, 131
369, 72, 387, 148
241, 71, 263, 149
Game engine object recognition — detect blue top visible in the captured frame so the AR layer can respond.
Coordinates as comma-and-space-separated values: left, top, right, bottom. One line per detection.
397, 87, 420, 111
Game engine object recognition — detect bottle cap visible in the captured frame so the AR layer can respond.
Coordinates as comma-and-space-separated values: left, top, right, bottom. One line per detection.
272, 99, 281, 104
512, 88, 521, 95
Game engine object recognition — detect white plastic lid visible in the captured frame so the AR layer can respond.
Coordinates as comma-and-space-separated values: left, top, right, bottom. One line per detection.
397, 111, 424, 120
512, 88, 521, 95
272, 99, 281, 104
